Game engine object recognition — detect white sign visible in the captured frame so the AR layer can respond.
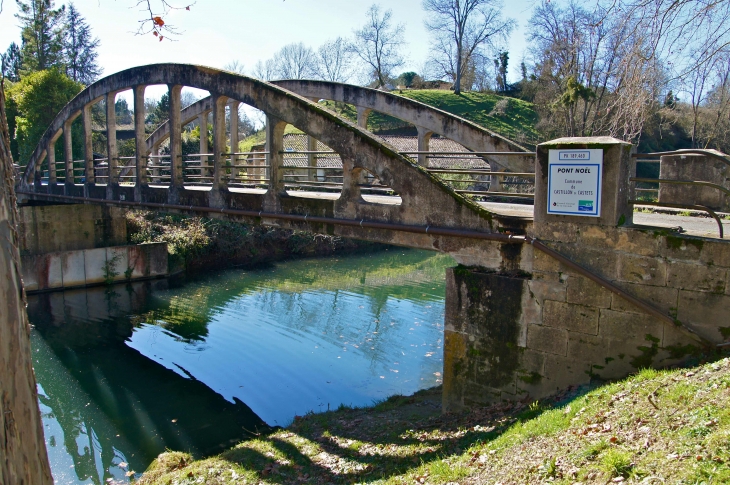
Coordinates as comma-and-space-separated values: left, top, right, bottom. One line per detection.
547, 149, 603, 217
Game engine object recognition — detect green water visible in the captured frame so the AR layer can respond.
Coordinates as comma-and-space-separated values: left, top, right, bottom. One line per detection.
28, 249, 455, 484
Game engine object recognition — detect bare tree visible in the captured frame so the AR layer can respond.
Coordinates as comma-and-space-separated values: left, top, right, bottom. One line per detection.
134, 0, 194, 41
224, 59, 245, 75
272, 42, 317, 80
252, 58, 277, 81
681, 55, 717, 147
351, 4, 405, 88
316, 37, 352, 83
422, 0, 515, 94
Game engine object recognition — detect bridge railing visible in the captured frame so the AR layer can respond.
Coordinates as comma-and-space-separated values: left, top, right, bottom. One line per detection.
226, 151, 270, 188
629, 149, 730, 238
267, 149, 536, 201
414, 151, 536, 201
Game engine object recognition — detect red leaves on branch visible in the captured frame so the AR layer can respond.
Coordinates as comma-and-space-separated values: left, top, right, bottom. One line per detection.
153, 16, 165, 26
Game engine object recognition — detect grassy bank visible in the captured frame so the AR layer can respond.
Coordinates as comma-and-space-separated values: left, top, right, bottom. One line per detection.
134, 356, 730, 484
125, 210, 386, 274
320, 89, 540, 147
237, 89, 541, 152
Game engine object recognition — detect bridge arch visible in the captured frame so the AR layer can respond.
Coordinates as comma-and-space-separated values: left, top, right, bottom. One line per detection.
20, 64, 518, 250
145, 79, 533, 173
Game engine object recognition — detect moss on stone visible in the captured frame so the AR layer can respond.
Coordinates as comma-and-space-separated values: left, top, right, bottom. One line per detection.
630, 335, 660, 368
664, 343, 700, 359
665, 234, 704, 252
518, 371, 542, 384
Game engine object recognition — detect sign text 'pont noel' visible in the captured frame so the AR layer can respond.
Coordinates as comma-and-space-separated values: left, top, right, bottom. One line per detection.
547, 149, 603, 217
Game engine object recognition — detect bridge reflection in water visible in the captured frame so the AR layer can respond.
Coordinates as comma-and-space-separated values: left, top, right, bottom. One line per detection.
28, 249, 453, 484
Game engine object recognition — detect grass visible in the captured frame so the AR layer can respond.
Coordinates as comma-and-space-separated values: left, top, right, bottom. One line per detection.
133, 356, 730, 484
320, 89, 541, 147
237, 89, 541, 152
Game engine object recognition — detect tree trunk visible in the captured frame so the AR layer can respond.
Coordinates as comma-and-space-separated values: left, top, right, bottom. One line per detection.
0, 83, 53, 485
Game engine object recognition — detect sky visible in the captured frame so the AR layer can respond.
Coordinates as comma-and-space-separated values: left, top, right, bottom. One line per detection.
0, 0, 541, 100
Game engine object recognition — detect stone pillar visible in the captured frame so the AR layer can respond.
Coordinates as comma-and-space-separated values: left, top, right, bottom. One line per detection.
133, 85, 147, 186
416, 126, 433, 166
33, 151, 46, 188
63, 118, 74, 186
334, 156, 364, 217
443, 137, 636, 412
47, 144, 56, 186
443, 267, 528, 412
488, 168, 504, 193
198, 112, 209, 172
211, 95, 227, 188
229, 101, 240, 165
168, 84, 183, 188
658, 150, 730, 212
264, 115, 286, 211
82, 104, 95, 185
534, 137, 633, 227
356, 107, 371, 129
307, 135, 317, 182
106, 92, 118, 186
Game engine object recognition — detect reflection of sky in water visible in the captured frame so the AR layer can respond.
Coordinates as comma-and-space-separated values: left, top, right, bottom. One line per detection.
128, 286, 445, 426
31, 249, 453, 483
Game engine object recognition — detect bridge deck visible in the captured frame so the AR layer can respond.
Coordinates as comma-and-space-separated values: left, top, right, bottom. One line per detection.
70, 184, 730, 240
479, 201, 729, 240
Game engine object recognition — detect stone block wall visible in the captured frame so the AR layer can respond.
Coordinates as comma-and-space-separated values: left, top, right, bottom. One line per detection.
658, 151, 730, 212
443, 138, 730, 412
444, 224, 730, 410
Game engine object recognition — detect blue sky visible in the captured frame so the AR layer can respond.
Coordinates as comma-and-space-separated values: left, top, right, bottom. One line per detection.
0, 0, 540, 92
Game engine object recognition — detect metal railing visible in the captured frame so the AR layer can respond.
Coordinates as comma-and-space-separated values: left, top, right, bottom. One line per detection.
18, 145, 537, 201
275, 150, 537, 200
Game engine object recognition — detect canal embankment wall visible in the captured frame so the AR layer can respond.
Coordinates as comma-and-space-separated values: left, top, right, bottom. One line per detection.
19, 204, 168, 292
443, 137, 730, 412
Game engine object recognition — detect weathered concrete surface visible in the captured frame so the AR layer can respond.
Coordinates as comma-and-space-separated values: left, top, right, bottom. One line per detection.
444, 137, 730, 412
18, 64, 529, 268
273, 80, 533, 172
19, 204, 126, 255
21, 242, 168, 292
152, 81, 534, 172
658, 150, 730, 212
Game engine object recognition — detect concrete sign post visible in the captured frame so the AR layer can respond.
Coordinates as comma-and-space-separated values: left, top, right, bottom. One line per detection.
547, 149, 603, 217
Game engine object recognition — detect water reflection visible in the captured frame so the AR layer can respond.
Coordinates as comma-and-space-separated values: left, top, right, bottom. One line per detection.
29, 249, 453, 484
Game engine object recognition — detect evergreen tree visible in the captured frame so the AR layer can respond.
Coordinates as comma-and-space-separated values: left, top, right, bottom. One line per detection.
63, 3, 101, 84
15, 0, 65, 73
146, 92, 170, 127
6, 68, 83, 162
1, 43, 23, 82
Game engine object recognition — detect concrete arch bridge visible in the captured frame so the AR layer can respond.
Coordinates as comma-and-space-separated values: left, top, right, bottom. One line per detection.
16, 64, 730, 411
18, 63, 535, 265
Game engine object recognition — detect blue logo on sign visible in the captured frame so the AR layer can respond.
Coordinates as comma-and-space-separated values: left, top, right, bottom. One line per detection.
578, 200, 594, 212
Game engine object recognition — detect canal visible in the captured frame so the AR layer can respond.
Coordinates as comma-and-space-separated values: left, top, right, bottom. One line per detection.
27, 249, 455, 484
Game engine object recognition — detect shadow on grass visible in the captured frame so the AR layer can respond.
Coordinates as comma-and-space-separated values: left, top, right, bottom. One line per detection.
214, 387, 588, 484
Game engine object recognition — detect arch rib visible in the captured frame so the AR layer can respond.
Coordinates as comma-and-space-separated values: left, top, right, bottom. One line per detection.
19, 63, 501, 234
